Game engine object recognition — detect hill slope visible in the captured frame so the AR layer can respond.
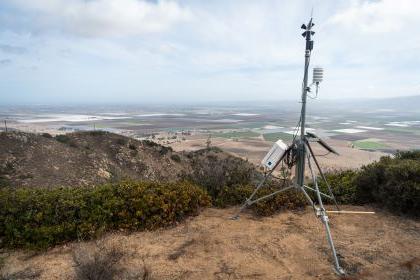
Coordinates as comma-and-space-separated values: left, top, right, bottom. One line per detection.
0, 131, 255, 188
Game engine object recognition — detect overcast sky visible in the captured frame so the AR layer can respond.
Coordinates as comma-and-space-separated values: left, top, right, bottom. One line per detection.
0, 0, 419, 104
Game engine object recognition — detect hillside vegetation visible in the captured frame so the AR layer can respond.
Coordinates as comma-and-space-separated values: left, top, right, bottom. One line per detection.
0, 131, 305, 249
0, 131, 191, 188
0, 131, 258, 188
0, 181, 210, 249
316, 150, 420, 217
0, 131, 419, 251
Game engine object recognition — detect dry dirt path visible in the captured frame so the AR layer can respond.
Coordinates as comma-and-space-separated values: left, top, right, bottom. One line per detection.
2, 206, 419, 280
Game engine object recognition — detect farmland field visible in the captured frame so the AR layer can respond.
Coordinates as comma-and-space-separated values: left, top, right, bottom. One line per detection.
263, 132, 295, 142
353, 139, 389, 150
212, 130, 260, 139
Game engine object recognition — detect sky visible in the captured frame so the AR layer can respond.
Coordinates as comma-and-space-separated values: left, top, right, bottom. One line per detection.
0, 0, 419, 104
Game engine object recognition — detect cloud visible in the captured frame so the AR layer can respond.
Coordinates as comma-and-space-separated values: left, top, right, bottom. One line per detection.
0, 59, 12, 65
3, 0, 192, 37
0, 44, 26, 54
0, 0, 419, 103
330, 0, 420, 33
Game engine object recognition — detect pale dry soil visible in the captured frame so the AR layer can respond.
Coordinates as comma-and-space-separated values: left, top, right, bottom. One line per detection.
171, 137, 385, 170
2, 206, 419, 280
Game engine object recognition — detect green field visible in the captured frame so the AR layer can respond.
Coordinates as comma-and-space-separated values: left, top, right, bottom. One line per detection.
353, 140, 388, 150
384, 126, 420, 136
263, 132, 294, 142
212, 130, 260, 139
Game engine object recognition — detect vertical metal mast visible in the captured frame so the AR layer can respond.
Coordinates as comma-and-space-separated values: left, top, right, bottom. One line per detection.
296, 18, 314, 186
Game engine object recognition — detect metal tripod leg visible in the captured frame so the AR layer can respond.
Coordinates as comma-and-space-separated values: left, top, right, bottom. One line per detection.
303, 185, 334, 200
306, 146, 345, 275
231, 172, 271, 219
245, 185, 295, 205
298, 185, 316, 211
306, 141, 340, 211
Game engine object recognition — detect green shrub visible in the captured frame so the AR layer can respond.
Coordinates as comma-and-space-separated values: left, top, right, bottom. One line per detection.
55, 134, 78, 147
55, 134, 70, 143
116, 138, 127, 145
185, 147, 311, 215
313, 151, 420, 217
159, 146, 172, 155
0, 181, 210, 249
142, 140, 158, 147
88, 131, 107, 136
215, 182, 306, 216
0, 176, 10, 188
355, 154, 420, 216
311, 170, 359, 205
170, 154, 181, 162
185, 149, 256, 201
395, 150, 420, 160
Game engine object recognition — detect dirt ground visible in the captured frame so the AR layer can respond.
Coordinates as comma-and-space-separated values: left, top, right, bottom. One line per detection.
2, 206, 419, 280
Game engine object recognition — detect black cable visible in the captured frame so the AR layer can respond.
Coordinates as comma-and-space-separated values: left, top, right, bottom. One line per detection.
292, 115, 301, 143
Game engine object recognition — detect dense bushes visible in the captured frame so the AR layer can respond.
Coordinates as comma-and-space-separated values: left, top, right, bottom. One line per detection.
0, 178, 306, 249
55, 134, 78, 147
170, 154, 181, 162
184, 148, 306, 216
0, 181, 210, 249
0, 146, 310, 249
314, 151, 420, 217
55, 134, 71, 143
355, 151, 420, 216
314, 170, 359, 205
185, 148, 257, 201
3, 147, 418, 250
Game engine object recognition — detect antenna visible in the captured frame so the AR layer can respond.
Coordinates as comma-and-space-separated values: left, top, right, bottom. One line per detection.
231, 17, 376, 276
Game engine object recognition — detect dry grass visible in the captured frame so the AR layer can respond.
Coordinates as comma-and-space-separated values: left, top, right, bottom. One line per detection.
72, 242, 153, 280
168, 239, 196, 261
0, 267, 41, 280
72, 242, 124, 280
1, 206, 419, 280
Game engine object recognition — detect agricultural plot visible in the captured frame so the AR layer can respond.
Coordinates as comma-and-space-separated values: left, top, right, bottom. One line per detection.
263, 132, 295, 142
353, 139, 389, 150
212, 130, 260, 139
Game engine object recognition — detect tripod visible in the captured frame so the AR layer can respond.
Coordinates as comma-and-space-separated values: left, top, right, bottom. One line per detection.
232, 136, 345, 275
232, 18, 346, 275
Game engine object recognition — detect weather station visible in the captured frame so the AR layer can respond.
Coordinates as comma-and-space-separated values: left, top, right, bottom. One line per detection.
232, 17, 375, 276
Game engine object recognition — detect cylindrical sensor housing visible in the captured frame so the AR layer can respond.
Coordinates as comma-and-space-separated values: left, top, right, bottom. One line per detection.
313, 67, 323, 84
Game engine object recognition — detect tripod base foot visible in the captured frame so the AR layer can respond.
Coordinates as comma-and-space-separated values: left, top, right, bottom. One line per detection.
334, 266, 345, 276
230, 215, 240, 220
